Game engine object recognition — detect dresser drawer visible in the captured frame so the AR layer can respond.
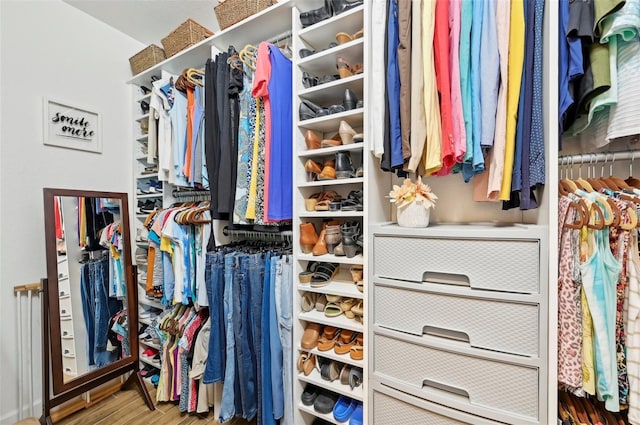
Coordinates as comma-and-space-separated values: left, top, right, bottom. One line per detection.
373, 386, 505, 425
373, 236, 539, 294
373, 333, 539, 421
373, 282, 539, 357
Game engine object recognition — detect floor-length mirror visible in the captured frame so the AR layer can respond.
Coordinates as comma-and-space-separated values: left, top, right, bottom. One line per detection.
42, 188, 153, 424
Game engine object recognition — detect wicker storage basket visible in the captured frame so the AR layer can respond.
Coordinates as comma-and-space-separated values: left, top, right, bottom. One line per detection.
214, 0, 273, 31
129, 44, 166, 75
161, 19, 214, 58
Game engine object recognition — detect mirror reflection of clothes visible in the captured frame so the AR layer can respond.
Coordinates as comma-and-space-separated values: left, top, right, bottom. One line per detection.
80, 259, 123, 367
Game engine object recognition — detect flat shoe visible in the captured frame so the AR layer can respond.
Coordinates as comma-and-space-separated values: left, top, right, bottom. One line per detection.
332, 395, 357, 422
301, 322, 324, 349
349, 367, 363, 388
301, 384, 321, 406
313, 390, 339, 414
315, 293, 327, 311
320, 359, 341, 381
317, 326, 340, 351
324, 300, 344, 317
301, 292, 317, 312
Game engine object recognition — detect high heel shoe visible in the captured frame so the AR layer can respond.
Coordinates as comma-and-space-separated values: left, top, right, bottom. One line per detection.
313, 229, 329, 256
336, 28, 364, 45
336, 57, 354, 79
335, 152, 355, 179
343, 89, 358, 110
305, 159, 323, 180
321, 133, 342, 148
318, 159, 336, 180
339, 120, 356, 144
300, 222, 319, 254
331, 0, 363, 15
305, 130, 321, 150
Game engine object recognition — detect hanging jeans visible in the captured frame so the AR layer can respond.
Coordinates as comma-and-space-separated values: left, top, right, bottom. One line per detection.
247, 253, 265, 425
269, 257, 284, 420
219, 253, 238, 423
275, 255, 293, 425
261, 253, 276, 425
236, 255, 257, 420
80, 263, 95, 366
91, 259, 121, 367
204, 252, 225, 384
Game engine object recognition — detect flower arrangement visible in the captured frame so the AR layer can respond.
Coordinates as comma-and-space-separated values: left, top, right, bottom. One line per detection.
388, 177, 438, 211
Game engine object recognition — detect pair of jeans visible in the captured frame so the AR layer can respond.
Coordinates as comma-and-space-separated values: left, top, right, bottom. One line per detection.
219, 253, 237, 423
92, 259, 121, 367
269, 258, 284, 421
203, 252, 225, 384
235, 255, 257, 420
80, 263, 95, 366
247, 253, 265, 425
261, 253, 276, 425
275, 256, 293, 425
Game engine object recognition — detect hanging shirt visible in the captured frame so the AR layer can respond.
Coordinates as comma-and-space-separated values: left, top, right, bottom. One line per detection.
459, 0, 473, 167
252, 42, 273, 221
421, 0, 442, 175
371, 0, 388, 158
449, 0, 465, 163
479, 0, 499, 149
169, 90, 189, 187
407, 0, 427, 174
499, 0, 525, 200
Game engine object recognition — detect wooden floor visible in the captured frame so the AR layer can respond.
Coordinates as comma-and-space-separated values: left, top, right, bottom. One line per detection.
42, 384, 255, 425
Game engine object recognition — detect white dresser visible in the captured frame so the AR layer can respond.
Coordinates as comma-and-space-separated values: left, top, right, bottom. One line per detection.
369, 223, 549, 425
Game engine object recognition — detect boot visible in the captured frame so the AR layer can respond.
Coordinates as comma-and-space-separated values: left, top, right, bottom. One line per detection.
313, 229, 328, 256
335, 152, 355, 179
325, 224, 342, 255
300, 222, 319, 254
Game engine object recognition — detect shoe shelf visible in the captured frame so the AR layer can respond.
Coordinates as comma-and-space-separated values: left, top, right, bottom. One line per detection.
298, 5, 364, 48
299, 345, 364, 369
140, 356, 161, 369
298, 368, 364, 402
298, 109, 364, 132
298, 402, 349, 425
299, 74, 364, 104
299, 211, 364, 218
135, 113, 149, 122
136, 93, 151, 103
135, 155, 152, 163
298, 282, 362, 300
136, 135, 148, 143
298, 252, 364, 265
299, 309, 364, 334
298, 143, 363, 159
140, 339, 161, 351
137, 193, 163, 199
298, 177, 364, 188
298, 39, 364, 77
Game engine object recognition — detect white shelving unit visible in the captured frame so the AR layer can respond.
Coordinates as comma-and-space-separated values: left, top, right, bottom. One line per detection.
292, 3, 367, 424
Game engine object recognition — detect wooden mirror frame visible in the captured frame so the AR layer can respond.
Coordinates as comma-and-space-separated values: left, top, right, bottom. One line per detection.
41, 188, 153, 424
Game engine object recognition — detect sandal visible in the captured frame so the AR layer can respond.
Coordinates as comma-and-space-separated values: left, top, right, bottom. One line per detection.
297, 352, 317, 376
305, 192, 323, 211
310, 262, 339, 287
317, 326, 341, 351
349, 265, 363, 283
350, 334, 364, 361
299, 261, 318, 283
335, 28, 364, 45
315, 293, 327, 312
334, 329, 357, 354
314, 191, 341, 212
349, 366, 363, 387
301, 292, 317, 312
351, 299, 363, 317
324, 296, 344, 317
319, 359, 341, 382
339, 298, 357, 319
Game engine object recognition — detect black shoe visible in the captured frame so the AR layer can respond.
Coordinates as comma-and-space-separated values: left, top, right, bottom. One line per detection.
335, 151, 355, 179
318, 74, 340, 85
313, 390, 339, 414
331, 0, 363, 15
302, 71, 319, 88
300, 0, 333, 28
301, 384, 321, 406
300, 100, 328, 121
343, 88, 358, 110
299, 48, 316, 58
328, 104, 346, 114
140, 100, 150, 114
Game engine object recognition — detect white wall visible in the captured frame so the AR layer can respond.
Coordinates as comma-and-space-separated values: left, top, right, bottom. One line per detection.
0, 1, 143, 423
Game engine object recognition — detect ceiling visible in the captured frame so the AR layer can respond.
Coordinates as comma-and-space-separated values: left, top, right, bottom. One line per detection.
62, 0, 222, 45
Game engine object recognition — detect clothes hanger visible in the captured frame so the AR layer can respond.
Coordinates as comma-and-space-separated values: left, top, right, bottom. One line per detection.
586, 154, 606, 191
563, 200, 586, 229
186, 68, 205, 87
239, 44, 257, 70
573, 155, 595, 192
625, 151, 640, 188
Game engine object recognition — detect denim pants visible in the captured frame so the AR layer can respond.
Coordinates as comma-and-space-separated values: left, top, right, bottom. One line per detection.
235, 255, 257, 420
247, 253, 265, 425
269, 257, 284, 420
219, 253, 237, 423
80, 263, 95, 366
261, 253, 276, 425
276, 256, 293, 425
92, 260, 121, 367
203, 252, 225, 384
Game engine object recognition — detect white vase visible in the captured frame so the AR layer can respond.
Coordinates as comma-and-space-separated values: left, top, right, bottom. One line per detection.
396, 202, 431, 228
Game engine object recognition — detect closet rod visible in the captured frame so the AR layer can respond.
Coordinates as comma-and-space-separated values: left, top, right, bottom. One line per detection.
266, 30, 292, 45
223, 226, 292, 242
558, 150, 640, 165
171, 189, 211, 202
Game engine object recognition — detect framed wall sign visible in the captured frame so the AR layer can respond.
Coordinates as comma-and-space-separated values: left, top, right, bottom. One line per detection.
43, 98, 102, 153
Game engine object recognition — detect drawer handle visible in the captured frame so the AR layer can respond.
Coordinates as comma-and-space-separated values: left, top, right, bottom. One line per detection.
422, 325, 470, 343
422, 379, 470, 400
421, 271, 470, 287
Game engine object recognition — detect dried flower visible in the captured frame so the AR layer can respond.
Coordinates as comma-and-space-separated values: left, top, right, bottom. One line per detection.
388, 177, 438, 210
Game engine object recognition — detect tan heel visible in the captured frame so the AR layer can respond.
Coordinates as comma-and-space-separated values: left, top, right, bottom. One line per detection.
339, 120, 356, 144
